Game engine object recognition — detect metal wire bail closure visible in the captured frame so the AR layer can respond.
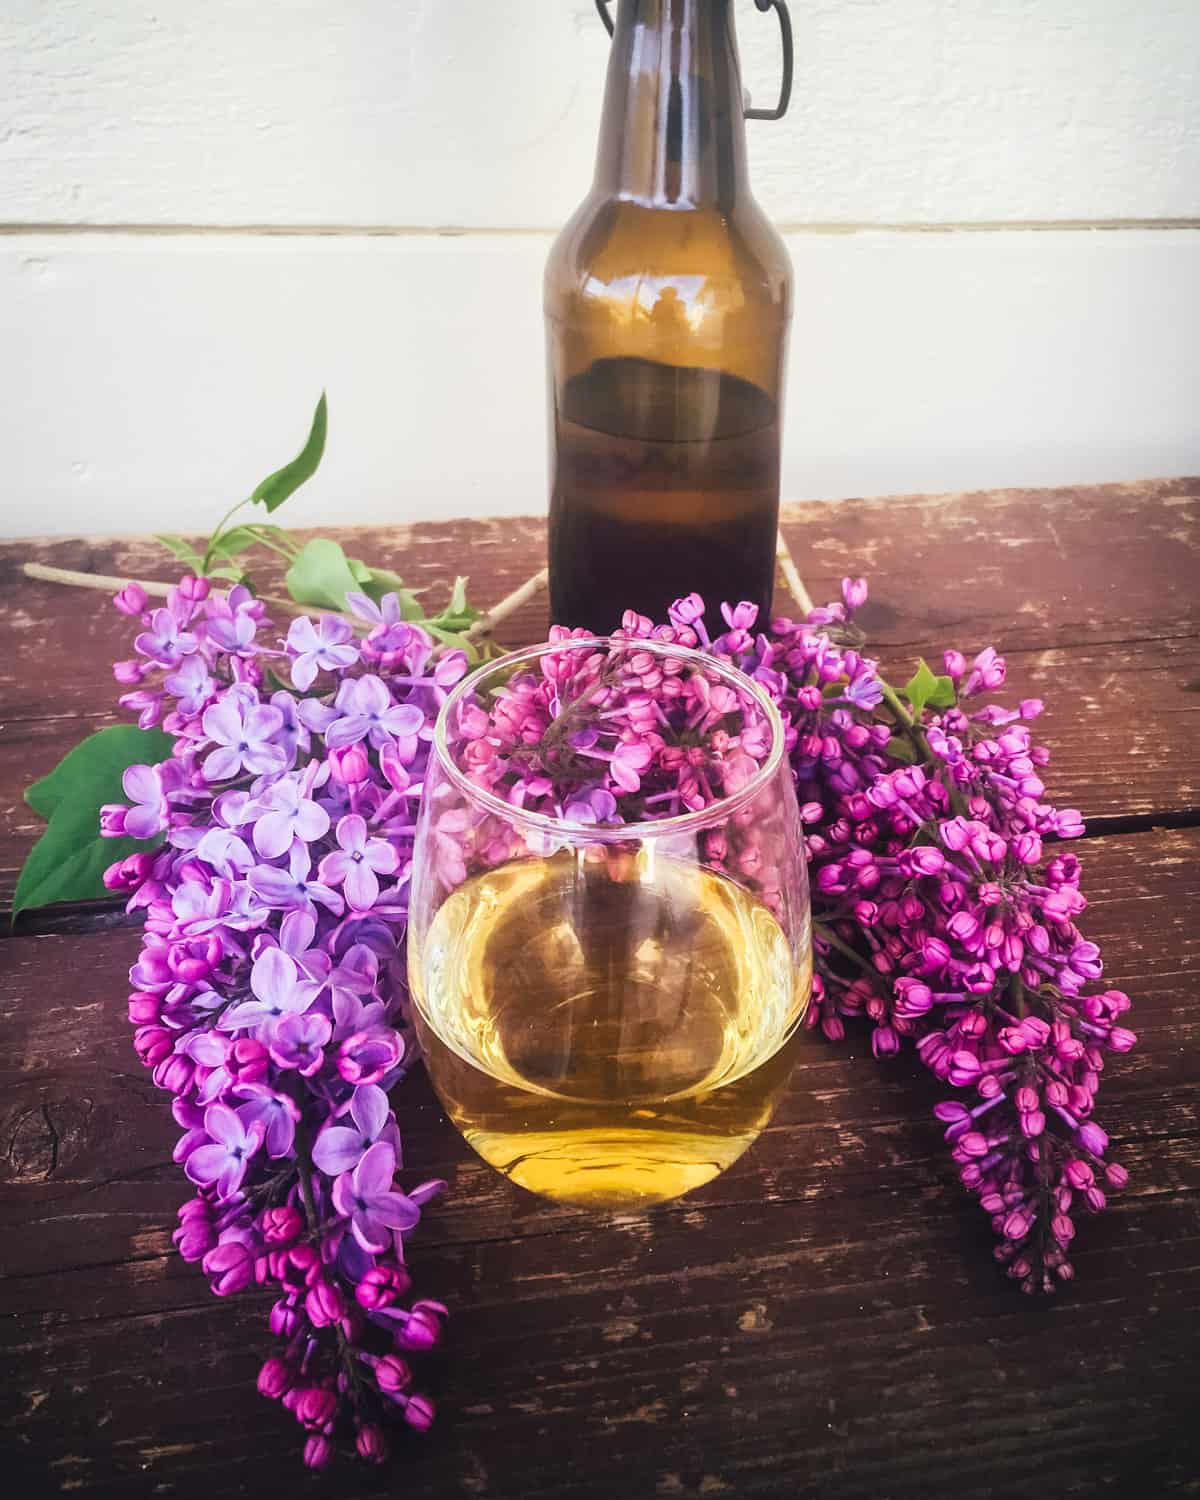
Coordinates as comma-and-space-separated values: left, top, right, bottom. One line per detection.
594, 1, 793, 122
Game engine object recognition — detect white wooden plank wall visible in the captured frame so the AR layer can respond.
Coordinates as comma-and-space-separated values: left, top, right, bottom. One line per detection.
2, 0, 1198, 537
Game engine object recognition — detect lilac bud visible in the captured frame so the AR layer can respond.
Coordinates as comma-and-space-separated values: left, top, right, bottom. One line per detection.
173, 1216, 216, 1263
133, 1025, 174, 1068
1014, 1086, 1039, 1114
113, 582, 149, 615
338, 1029, 404, 1087
356, 1263, 413, 1311
1076, 1121, 1109, 1156
395, 1300, 447, 1352
257, 1357, 296, 1400
99, 803, 130, 836
305, 1278, 346, 1328
202, 1239, 255, 1297
871, 1026, 900, 1059
261, 1206, 303, 1247
840, 577, 868, 611
1084, 1186, 1107, 1213
1056, 1261, 1075, 1282
1104, 1161, 1129, 1190
329, 744, 370, 786
269, 1297, 300, 1338
958, 1131, 990, 1159
127, 992, 162, 1025
1019, 1016, 1051, 1048
943, 650, 966, 680
1064, 1159, 1094, 1190
1002, 1209, 1033, 1241
178, 574, 210, 602
374, 1354, 413, 1394
934, 1100, 969, 1124
303, 1435, 334, 1471
403, 1393, 436, 1433
1019, 1109, 1045, 1138
229, 1037, 270, 1084
1108, 1026, 1137, 1053
1051, 1213, 1076, 1245
295, 1385, 337, 1431
153, 1053, 195, 1095
356, 1423, 389, 1464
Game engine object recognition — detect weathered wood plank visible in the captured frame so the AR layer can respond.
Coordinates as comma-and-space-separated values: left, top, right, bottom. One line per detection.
2, 483, 1198, 909
1, 826, 1197, 1498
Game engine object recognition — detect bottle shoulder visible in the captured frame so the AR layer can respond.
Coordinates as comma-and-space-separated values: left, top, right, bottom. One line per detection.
545, 194, 792, 316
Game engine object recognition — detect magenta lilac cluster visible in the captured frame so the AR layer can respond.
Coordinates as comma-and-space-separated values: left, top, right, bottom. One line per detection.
104, 579, 465, 1470
625, 583, 1134, 1294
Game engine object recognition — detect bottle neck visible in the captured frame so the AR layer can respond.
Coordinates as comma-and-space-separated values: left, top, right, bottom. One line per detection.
592, 0, 749, 209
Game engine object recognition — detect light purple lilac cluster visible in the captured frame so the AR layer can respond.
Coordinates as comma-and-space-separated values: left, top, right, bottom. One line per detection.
627, 583, 1134, 1294
104, 579, 465, 1470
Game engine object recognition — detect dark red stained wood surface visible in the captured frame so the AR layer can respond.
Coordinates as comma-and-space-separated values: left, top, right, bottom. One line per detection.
1, 480, 1198, 1499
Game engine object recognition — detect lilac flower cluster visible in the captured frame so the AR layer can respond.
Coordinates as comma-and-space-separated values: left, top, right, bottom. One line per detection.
106, 579, 465, 1469
629, 583, 1134, 1294
100, 568, 1136, 1469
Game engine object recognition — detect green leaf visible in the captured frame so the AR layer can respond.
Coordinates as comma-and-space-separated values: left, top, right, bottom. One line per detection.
207, 525, 268, 561
429, 575, 484, 631
886, 734, 917, 765
15, 726, 175, 917
285, 537, 361, 612
904, 658, 956, 719
425, 623, 481, 663
154, 533, 206, 570
251, 392, 328, 514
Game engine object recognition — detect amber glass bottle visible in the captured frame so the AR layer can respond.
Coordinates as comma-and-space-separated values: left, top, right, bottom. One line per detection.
546, 0, 793, 634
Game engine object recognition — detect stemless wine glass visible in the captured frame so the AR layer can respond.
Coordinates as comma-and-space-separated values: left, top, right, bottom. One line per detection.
407, 636, 811, 1209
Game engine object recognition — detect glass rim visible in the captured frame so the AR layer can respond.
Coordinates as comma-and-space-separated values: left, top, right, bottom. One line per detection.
431, 635, 788, 843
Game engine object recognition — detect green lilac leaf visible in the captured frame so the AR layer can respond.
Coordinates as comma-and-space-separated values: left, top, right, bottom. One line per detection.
250, 392, 328, 514
285, 537, 362, 612
925, 674, 957, 709
207, 525, 268, 560
902, 659, 954, 718
16, 726, 175, 916
429, 575, 483, 631
887, 734, 917, 764
154, 534, 206, 570
425, 623, 481, 663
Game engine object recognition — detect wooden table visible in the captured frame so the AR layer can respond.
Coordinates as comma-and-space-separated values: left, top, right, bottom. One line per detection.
2, 480, 1198, 1499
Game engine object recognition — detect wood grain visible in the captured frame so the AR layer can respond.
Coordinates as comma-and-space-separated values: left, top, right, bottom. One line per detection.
2, 481, 1198, 907
1, 825, 1197, 1500
1, 482, 1198, 1498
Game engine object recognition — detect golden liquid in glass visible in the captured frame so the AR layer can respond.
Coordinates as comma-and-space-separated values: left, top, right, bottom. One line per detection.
409, 850, 810, 1208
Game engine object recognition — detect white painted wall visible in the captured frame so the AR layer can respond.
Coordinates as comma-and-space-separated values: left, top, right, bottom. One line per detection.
2, 1, 1199, 538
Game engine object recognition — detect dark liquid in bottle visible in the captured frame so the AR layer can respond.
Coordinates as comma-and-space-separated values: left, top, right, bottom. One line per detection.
549, 356, 780, 635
